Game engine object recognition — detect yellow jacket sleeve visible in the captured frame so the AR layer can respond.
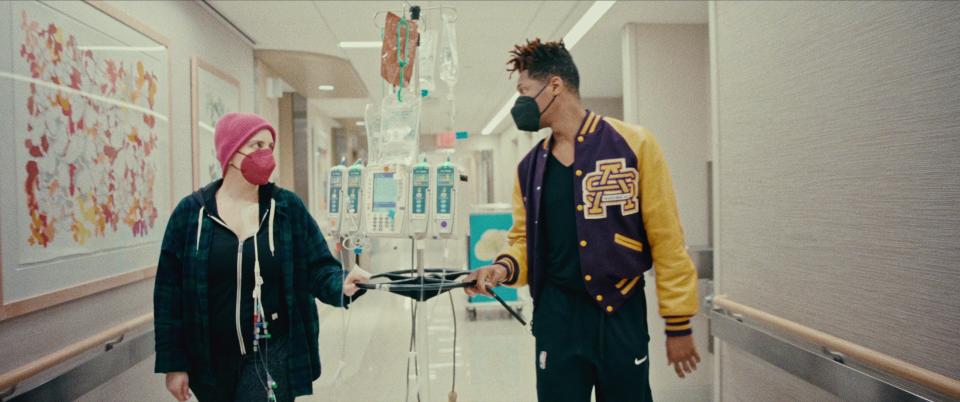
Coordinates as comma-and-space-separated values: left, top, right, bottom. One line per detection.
637, 128, 699, 336
494, 173, 528, 287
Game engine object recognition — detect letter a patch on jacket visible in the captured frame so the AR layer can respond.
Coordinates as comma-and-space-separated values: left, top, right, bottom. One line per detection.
582, 158, 639, 219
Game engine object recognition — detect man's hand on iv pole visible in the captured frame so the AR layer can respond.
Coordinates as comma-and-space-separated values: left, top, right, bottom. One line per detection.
464, 264, 509, 297
667, 334, 701, 378
343, 267, 370, 297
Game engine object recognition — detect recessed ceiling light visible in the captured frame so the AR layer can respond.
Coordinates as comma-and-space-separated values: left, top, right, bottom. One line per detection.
338, 41, 382, 49
355, 121, 366, 126
563, 1, 617, 48
481, 93, 518, 136
317, 85, 335, 91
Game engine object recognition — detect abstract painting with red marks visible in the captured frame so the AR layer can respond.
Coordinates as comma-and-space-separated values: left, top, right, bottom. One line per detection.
10, 3, 170, 265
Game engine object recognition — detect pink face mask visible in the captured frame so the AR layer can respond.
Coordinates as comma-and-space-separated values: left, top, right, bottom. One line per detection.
231, 149, 276, 185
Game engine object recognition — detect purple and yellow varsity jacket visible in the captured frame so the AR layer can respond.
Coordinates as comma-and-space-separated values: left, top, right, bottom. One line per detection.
494, 110, 699, 337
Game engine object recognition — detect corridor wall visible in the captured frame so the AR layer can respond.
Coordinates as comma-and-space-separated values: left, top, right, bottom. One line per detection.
582, 96, 624, 121
0, 0, 255, 399
711, 2, 960, 400
622, 23, 711, 248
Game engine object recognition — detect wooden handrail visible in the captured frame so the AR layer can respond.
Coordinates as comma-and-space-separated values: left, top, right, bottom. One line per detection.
0, 313, 153, 390
712, 296, 960, 399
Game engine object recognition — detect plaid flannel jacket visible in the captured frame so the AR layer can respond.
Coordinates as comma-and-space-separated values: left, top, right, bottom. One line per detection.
153, 180, 356, 396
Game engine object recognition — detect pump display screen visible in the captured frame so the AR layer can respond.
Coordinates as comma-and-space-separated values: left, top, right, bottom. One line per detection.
437, 169, 455, 186
412, 171, 429, 186
372, 173, 398, 213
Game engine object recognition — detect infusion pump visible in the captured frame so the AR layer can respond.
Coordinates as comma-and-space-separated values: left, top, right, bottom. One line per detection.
325, 162, 346, 235
408, 159, 431, 236
358, 158, 463, 238
362, 163, 410, 237
433, 160, 459, 237
342, 161, 365, 233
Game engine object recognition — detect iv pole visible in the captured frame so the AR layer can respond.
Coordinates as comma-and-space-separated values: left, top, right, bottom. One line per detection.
367, 5, 479, 401
382, 4, 432, 401
408, 7, 435, 400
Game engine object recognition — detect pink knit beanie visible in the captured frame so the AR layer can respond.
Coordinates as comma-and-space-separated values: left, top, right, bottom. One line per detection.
214, 112, 277, 173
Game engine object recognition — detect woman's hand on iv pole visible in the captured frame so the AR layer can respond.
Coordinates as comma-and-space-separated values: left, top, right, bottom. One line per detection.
343, 267, 370, 297
464, 264, 509, 297
165, 372, 190, 401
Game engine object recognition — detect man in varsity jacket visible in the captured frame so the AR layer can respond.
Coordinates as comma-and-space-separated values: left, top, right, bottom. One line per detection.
465, 38, 701, 401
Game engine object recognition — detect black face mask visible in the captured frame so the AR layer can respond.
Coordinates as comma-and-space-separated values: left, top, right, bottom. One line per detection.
510, 83, 557, 132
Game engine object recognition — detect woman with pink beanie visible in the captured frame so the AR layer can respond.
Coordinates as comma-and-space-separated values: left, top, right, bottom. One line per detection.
153, 112, 368, 401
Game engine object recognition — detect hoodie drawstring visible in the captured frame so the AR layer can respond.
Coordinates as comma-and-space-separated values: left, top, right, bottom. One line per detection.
196, 206, 205, 252
253, 229, 264, 300
269, 199, 276, 256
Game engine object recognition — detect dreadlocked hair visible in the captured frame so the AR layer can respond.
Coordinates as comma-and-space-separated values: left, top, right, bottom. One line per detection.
507, 38, 580, 94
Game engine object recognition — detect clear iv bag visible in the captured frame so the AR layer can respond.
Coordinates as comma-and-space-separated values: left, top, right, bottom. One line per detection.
364, 103, 383, 163
439, 12, 459, 128
439, 12, 459, 92
378, 95, 422, 166
418, 30, 438, 96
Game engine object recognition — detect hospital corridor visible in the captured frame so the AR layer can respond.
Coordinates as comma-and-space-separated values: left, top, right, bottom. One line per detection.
0, 1, 957, 401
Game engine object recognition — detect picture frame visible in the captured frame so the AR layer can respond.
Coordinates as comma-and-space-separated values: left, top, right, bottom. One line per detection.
191, 56, 241, 189
0, 0, 172, 320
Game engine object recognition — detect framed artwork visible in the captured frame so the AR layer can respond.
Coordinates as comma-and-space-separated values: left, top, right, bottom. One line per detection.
191, 56, 240, 189
0, 1, 171, 320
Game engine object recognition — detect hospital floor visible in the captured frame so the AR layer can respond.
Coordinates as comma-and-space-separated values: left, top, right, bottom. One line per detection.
80, 277, 711, 402
303, 275, 713, 402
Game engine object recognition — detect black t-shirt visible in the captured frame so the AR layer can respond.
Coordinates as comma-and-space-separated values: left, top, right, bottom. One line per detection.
541, 153, 587, 293
207, 197, 288, 365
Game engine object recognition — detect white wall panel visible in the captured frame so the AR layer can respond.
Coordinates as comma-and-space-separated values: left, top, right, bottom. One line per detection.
713, 1, 960, 398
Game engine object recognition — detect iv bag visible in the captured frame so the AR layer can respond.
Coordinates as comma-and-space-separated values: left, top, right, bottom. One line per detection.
418, 30, 438, 96
364, 103, 383, 163
378, 95, 422, 166
438, 12, 459, 91
380, 12, 419, 88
